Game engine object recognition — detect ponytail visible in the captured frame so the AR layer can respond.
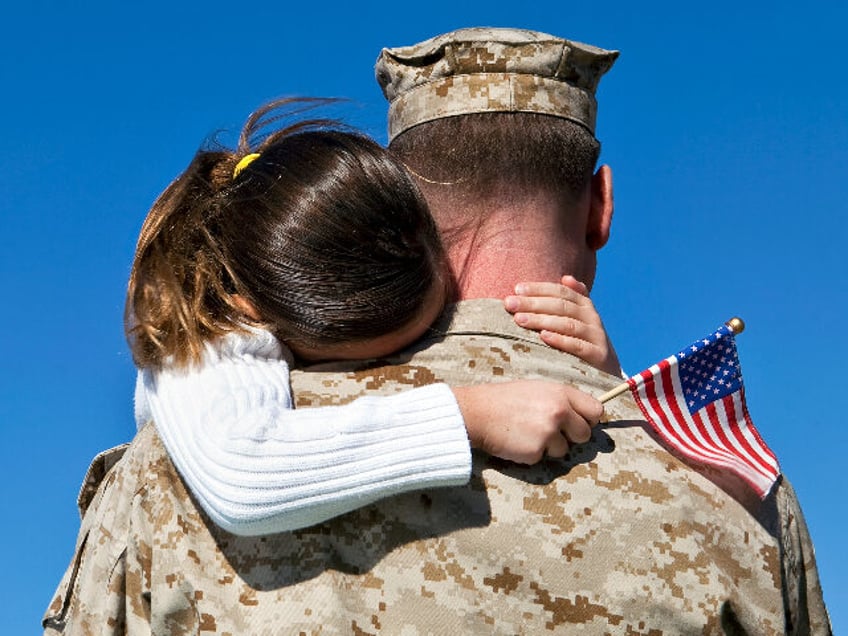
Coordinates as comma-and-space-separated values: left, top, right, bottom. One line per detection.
125, 150, 246, 369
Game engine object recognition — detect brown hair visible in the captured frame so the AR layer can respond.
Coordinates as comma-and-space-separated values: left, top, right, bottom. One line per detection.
389, 112, 601, 208
126, 98, 444, 370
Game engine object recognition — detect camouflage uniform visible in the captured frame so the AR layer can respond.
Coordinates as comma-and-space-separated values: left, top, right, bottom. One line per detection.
45, 301, 830, 634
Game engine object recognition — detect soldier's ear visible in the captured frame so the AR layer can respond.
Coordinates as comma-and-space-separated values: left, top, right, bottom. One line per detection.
587, 165, 613, 251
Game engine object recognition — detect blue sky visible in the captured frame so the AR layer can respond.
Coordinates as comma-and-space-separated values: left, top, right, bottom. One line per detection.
2, 1, 845, 632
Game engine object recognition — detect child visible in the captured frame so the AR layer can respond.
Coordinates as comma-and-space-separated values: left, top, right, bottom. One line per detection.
128, 98, 618, 536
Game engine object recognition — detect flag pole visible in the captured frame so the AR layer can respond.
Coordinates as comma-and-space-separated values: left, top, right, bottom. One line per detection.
598, 317, 745, 404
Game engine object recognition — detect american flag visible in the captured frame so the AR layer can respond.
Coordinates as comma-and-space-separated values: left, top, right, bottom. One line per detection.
627, 324, 780, 498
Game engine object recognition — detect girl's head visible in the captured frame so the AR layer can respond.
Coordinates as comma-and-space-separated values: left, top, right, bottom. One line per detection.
126, 98, 446, 370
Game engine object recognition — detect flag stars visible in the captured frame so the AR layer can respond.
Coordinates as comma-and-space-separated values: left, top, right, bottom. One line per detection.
674, 330, 743, 411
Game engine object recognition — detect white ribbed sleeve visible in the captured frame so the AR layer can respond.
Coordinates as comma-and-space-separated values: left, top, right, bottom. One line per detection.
135, 328, 472, 536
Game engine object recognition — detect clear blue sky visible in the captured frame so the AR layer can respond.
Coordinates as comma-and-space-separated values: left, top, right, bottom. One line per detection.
2, 1, 845, 632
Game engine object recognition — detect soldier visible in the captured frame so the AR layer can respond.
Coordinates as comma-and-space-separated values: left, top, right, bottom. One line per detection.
45, 28, 831, 634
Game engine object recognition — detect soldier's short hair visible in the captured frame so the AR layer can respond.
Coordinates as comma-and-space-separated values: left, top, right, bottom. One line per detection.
389, 112, 600, 203
377, 28, 616, 202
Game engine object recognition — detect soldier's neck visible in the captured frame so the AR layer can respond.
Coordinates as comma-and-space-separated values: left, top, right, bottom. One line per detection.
439, 198, 594, 300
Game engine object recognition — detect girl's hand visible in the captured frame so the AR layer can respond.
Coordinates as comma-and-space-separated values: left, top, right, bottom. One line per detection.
452, 381, 603, 464
504, 275, 622, 377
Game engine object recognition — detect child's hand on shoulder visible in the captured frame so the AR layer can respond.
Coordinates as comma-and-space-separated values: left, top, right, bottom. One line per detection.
504, 275, 622, 377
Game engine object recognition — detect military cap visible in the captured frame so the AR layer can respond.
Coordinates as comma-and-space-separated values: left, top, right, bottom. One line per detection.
375, 27, 619, 141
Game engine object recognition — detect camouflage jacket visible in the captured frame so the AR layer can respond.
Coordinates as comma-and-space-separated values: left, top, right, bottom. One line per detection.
45, 300, 831, 635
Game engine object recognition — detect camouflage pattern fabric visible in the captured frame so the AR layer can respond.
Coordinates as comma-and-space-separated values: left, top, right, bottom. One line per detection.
45, 300, 831, 634
375, 27, 619, 141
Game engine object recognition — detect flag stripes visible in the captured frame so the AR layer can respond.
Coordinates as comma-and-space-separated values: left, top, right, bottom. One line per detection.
626, 325, 779, 498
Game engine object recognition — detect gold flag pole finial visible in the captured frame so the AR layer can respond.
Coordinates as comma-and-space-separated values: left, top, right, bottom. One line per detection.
727, 316, 745, 334
599, 316, 746, 404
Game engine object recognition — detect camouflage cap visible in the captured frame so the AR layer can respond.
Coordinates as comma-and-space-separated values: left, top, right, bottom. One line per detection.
375, 27, 619, 141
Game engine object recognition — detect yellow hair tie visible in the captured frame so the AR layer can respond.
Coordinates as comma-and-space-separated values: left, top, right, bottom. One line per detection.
233, 153, 261, 179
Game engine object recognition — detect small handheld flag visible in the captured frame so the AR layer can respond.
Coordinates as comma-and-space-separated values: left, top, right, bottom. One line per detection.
601, 318, 780, 498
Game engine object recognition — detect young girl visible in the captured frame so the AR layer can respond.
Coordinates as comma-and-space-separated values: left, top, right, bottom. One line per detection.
128, 98, 619, 536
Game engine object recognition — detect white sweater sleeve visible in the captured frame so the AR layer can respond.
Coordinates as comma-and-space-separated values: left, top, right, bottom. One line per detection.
138, 328, 472, 536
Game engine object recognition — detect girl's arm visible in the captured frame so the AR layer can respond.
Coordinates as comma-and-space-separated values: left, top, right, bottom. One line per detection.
504, 275, 623, 377
141, 327, 601, 537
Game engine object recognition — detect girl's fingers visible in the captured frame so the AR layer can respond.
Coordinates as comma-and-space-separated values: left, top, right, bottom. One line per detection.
559, 389, 601, 444
559, 275, 588, 295
539, 331, 605, 369
505, 296, 598, 325
506, 283, 599, 324
513, 281, 586, 302
566, 386, 605, 424
545, 433, 570, 459
541, 331, 622, 377
511, 306, 603, 337
561, 419, 593, 445
512, 312, 595, 339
